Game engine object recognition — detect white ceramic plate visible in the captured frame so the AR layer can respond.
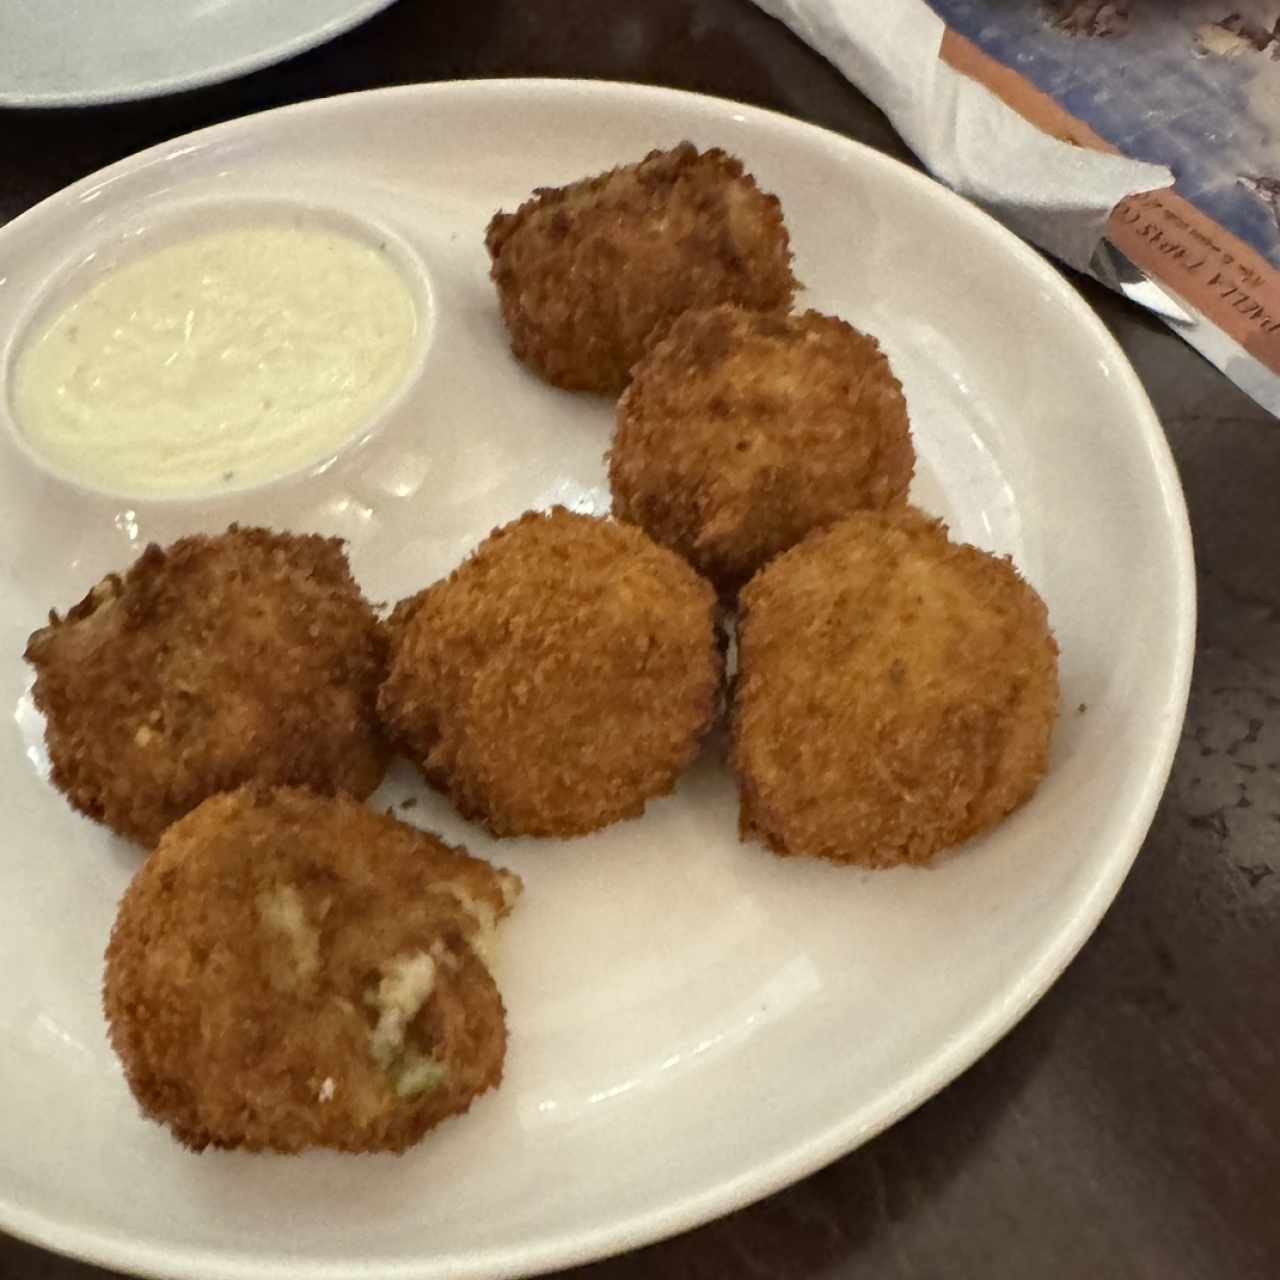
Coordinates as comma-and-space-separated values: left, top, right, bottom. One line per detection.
0, 81, 1194, 1280
0, 0, 398, 107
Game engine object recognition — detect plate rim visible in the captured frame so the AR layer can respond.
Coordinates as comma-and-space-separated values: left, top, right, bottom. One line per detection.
0, 77, 1197, 1280
0, 0, 399, 109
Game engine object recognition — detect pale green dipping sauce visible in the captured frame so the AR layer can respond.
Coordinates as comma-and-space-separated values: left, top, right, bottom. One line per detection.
14, 224, 418, 497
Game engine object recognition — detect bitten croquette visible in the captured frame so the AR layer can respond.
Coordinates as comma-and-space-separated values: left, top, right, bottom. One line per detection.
610, 305, 915, 598
24, 527, 388, 846
485, 143, 796, 394
103, 786, 521, 1153
733, 509, 1059, 867
379, 507, 722, 838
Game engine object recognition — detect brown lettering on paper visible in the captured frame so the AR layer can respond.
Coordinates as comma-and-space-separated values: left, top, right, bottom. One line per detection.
1109, 191, 1280, 350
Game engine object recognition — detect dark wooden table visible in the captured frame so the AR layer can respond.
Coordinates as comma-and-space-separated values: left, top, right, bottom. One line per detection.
3, 3, 1277, 1278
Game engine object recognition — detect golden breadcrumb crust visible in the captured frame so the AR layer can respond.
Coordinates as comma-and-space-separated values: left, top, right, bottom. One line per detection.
733, 509, 1059, 867
104, 786, 520, 1153
379, 507, 722, 838
24, 526, 389, 846
485, 142, 796, 394
610, 305, 915, 597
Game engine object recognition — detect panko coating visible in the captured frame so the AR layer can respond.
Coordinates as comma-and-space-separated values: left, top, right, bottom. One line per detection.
610, 305, 915, 597
25, 526, 388, 846
485, 142, 796, 394
379, 507, 722, 838
732, 509, 1059, 867
104, 786, 521, 1153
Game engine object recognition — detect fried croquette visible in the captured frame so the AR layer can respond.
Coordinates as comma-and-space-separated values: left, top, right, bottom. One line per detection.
610, 306, 915, 597
103, 786, 521, 1153
379, 507, 721, 838
733, 509, 1059, 867
485, 142, 796, 394
25, 527, 388, 846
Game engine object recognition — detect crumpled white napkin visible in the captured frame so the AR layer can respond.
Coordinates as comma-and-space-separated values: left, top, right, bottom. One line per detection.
752, 0, 1171, 274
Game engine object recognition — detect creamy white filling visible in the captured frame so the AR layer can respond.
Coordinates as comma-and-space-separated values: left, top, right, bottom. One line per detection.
255, 884, 320, 981
364, 951, 452, 1099
367, 951, 437, 1072
430, 881, 505, 963
393, 1054, 449, 1098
